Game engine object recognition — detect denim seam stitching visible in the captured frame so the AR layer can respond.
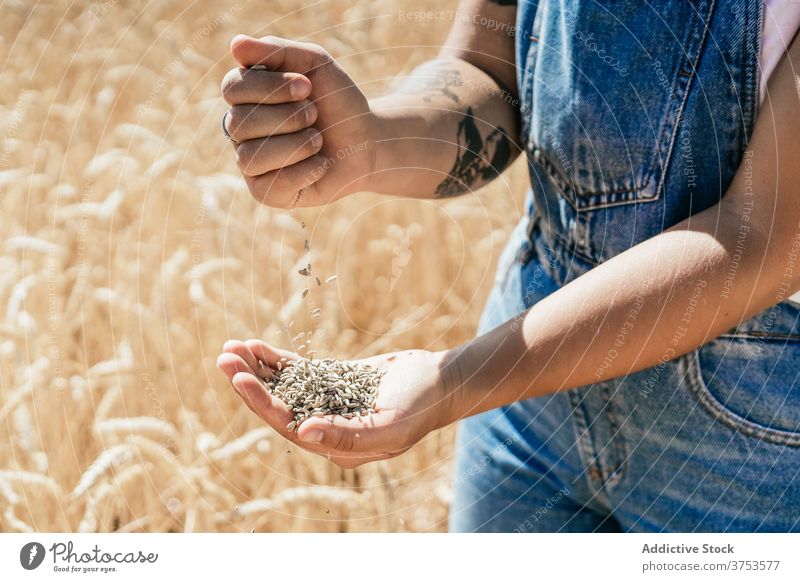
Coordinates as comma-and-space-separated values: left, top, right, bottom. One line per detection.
684, 350, 800, 447
547, 230, 597, 267
719, 332, 800, 343
567, 389, 606, 487
519, 9, 544, 151
598, 383, 628, 489
527, 0, 715, 212
652, 0, 716, 200
743, 0, 763, 146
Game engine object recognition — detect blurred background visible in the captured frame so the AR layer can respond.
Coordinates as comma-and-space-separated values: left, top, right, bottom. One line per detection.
0, 0, 527, 532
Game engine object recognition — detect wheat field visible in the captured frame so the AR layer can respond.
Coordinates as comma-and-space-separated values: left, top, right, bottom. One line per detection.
0, 0, 528, 532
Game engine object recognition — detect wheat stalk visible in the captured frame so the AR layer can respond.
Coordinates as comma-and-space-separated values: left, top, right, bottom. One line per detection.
208, 428, 273, 462
0, 470, 62, 498
219, 486, 367, 521
95, 417, 178, 445
78, 464, 148, 533
0, 0, 517, 532
70, 445, 135, 499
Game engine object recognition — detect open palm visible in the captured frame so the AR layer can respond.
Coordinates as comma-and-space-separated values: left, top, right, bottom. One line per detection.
216, 340, 452, 468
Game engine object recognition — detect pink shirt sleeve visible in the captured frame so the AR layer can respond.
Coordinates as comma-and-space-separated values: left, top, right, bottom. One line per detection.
759, 0, 800, 103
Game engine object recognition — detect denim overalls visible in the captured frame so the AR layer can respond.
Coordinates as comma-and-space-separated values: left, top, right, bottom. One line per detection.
451, 0, 800, 532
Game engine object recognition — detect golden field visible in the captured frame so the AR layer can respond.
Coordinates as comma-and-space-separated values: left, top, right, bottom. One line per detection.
0, 0, 527, 532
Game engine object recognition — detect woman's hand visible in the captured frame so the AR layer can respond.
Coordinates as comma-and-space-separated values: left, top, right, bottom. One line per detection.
221, 35, 378, 208
216, 340, 457, 468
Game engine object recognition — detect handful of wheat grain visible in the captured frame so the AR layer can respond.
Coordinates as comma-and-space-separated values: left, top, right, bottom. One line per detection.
265, 359, 383, 431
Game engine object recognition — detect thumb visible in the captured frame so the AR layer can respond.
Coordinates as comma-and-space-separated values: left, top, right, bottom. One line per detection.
230, 34, 326, 74
296, 413, 408, 455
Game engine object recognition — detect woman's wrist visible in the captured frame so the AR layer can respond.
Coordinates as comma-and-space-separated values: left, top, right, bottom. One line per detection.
365, 98, 415, 195
435, 319, 544, 427
364, 97, 447, 197
434, 343, 474, 428
364, 100, 396, 194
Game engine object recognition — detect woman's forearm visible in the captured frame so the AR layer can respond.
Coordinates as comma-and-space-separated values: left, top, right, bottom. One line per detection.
445, 199, 799, 422
367, 58, 521, 198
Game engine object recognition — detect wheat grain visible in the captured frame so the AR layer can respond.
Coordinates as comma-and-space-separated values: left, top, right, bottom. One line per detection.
265, 358, 382, 429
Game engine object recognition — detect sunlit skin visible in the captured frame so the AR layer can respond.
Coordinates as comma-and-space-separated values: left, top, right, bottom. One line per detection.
218, 0, 800, 467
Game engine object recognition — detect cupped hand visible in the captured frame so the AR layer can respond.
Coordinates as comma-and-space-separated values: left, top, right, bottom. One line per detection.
221, 35, 378, 208
216, 340, 456, 468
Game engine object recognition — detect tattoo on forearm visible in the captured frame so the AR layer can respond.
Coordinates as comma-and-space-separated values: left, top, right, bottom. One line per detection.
398, 67, 464, 104
434, 107, 512, 198
421, 69, 463, 104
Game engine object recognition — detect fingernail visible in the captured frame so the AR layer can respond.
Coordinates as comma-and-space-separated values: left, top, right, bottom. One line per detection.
290, 78, 308, 99
309, 130, 322, 148
304, 103, 317, 124
300, 429, 323, 443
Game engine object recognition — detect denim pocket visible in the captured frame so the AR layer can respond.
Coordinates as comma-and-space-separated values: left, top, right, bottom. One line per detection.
524, 1, 714, 210
686, 337, 800, 447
